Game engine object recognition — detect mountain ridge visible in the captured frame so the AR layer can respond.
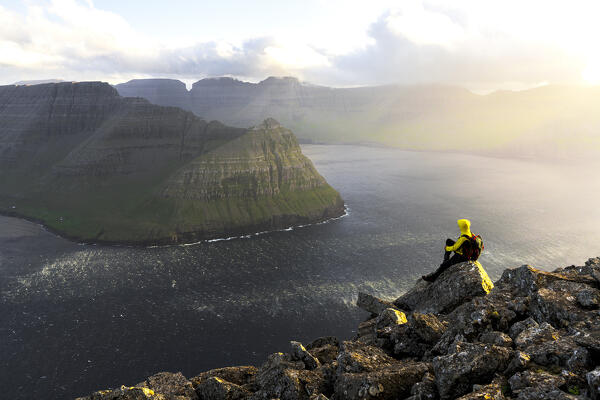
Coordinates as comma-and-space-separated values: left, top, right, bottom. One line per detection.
0, 81, 345, 245
115, 77, 600, 158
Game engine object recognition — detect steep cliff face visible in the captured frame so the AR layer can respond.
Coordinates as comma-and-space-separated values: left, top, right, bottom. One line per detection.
0, 82, 344, 244
114, 78, 190, 110
115, 77, 600, 157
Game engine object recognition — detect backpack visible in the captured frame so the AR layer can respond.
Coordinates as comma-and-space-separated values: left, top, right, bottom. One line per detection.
461, 234, 484, 261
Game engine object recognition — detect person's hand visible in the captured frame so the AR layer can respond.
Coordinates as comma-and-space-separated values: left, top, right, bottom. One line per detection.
446, 238, 455, 246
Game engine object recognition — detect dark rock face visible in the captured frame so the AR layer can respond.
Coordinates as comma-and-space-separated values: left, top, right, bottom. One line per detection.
0, 82, 344, 244
78, 257, 600, 400
393, 261, 494, 314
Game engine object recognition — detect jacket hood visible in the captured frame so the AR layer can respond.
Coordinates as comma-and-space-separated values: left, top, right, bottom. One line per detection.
457, 219, 472, 236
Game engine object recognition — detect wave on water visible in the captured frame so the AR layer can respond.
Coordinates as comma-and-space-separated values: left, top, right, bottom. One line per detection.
174, 204, 351, 247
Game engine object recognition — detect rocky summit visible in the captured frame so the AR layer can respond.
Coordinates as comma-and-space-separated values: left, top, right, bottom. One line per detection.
77, 257, 600, 399
0, 82, 344, 245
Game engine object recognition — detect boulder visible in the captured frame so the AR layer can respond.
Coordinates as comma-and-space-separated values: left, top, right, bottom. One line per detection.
390, 312, 447, 358
375, 308, 407, 330
137, 372, 198, 400
509, 318, 539, 340
508, 370, 578, 400
504, 351, 530, 376
356, 292, 399, 315
290, 341, 321, 370
195, 377, 250, 400
75, 386, 167, 400
394, 262, 494, 314
305, 337, 339, 365
334, 340, 431, 400
190, 366, 257, 388
76, 373, 198, 400
406, 372, 438, 400
529, 281, 596, 327
333, 364, 431, 400
254, 352, 327, 400
432, 341, 512, 399
456, 375, 507, 399
588, 367, 600, 400
479, 331, 513, 348
514, 322, 558, 348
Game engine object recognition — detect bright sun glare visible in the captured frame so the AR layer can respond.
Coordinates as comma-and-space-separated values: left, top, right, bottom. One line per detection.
582, 59, 600, 85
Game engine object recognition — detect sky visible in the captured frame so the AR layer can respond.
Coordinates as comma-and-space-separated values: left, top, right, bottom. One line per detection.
1, 0, 600, 92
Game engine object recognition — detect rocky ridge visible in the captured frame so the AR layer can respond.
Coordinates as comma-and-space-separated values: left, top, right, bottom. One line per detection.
77, 258, 600, 399
0, 82, 344, 244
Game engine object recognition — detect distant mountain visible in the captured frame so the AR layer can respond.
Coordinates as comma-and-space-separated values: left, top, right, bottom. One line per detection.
116, 77, 600, 158
13, 79, 65, 85
0, 82, 344, 244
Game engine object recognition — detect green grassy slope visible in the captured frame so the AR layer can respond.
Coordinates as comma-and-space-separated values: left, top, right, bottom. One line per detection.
0, 83, 344, 244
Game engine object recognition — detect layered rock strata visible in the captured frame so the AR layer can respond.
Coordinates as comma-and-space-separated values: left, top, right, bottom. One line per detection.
78, 257, 600, 399
0, 82, 344, 244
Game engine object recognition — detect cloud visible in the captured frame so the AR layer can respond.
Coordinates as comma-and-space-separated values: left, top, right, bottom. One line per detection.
325, 4, 585, 90
0, 0, 595, 90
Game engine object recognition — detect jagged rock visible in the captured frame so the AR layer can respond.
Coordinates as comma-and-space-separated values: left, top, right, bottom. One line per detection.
524, 335, 582, 369
576, 288, 600, 308
509, 318, 539, 340
479, 331, 513, 348
514, 322, 558, 348
196, 377, 250, 400
191, 366, 257, 388
255, 352, 327, 400
432, 341, 512, 399
496, 265, 597, 297
390, 312, 447, 358
456, 375, 507, 399
76, 386, 167, 400
356, 292, 399, 315
508, 370, 577, 400
406, 372, 438, 400
588, 367, 600, 400
76, 373, 197, 400
394, 262, 494, 314
334, 340, 431, 399
336, 341, 396, 373
504, 351, 530, 376
136, 372, 198, 400
530, 281, 595, 327
334, 364, 431, 400
290, 341, 321, 370
305, 337, 339, 365
375, 308, 407, 329
356, 318, 377, 345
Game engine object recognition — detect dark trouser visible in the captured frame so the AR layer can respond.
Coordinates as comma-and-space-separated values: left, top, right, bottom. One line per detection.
424, 239, 468, 281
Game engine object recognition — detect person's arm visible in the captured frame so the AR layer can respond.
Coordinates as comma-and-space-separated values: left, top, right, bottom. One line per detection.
446, 236, 467, 252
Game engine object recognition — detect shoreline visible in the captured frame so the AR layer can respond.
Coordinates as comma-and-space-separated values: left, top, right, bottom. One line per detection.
0, 204, 349, 248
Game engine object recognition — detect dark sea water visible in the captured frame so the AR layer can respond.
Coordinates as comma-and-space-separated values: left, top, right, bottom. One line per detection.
1, 145, 600, 399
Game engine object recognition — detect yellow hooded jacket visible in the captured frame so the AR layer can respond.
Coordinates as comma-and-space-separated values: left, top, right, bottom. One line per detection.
446, 219, 472, 255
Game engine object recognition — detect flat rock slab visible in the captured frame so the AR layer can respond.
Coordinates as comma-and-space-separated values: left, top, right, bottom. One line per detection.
394, 261, 494, 314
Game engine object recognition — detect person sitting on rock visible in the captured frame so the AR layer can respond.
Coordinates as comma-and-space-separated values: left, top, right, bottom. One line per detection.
422, 218, 483, 282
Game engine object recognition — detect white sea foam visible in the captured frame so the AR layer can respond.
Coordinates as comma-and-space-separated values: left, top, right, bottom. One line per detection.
177, 205, 350, 247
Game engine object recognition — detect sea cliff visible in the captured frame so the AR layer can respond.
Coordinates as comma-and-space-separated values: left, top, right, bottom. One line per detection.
0, 82, 344, 245
77, 258, 600, 399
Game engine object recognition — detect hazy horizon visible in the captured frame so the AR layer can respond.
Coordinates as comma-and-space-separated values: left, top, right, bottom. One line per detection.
3, 1, 600, 92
